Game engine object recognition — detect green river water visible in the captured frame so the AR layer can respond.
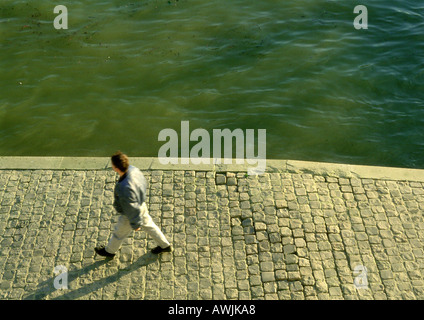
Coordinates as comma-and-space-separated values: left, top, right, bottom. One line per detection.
1, 0, 423, 168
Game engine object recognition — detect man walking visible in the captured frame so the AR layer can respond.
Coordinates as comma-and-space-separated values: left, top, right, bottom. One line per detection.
95, 151, 172, 258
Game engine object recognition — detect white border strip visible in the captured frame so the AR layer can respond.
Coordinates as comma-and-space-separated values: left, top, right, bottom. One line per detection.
0, 157, 423, 182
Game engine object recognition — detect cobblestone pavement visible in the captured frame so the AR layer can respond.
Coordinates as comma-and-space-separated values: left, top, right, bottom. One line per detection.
1, 168, 424, 300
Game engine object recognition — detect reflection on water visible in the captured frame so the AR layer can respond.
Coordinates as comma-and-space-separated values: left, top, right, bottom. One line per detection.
0, 0, 423, 168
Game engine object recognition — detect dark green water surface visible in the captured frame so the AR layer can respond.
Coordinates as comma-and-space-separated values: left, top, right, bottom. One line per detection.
1, 1, 423, 168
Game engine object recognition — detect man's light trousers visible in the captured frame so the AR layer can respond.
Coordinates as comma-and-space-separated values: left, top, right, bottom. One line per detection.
106, 203, 170, 254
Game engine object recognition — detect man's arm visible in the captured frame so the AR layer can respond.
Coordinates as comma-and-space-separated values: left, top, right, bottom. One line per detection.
119, 187, 143, 230
113, 186, 123, 213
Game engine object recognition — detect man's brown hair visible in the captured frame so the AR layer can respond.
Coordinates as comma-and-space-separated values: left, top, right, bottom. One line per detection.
111, 151, 129, 172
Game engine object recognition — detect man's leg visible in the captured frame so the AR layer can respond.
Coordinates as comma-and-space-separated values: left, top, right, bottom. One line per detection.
106, 215, 133, 254
140, 203, 171, 249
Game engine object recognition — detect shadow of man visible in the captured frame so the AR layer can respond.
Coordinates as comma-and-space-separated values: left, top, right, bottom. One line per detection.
24, 252, 159, 300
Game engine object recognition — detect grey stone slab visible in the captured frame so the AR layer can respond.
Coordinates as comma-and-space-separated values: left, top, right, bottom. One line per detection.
265, 160, 287, 173
348, 164, 424, 182
0, 157, 63, 169
60, 157, 109, 170
128, 158, 154, 170
287, 160, 351, 179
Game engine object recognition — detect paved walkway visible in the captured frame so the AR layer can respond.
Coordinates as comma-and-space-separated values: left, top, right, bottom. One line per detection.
1, 158, 424, 300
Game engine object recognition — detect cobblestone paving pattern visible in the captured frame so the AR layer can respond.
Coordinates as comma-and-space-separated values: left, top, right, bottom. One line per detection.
0, 169, 424, 300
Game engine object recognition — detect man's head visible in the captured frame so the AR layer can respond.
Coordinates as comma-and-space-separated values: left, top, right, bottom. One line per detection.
111, 151, 129, 175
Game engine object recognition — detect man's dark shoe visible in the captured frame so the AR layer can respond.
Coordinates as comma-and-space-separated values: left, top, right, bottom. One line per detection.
151, 245, 172, 254
95, 246, 116, 259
